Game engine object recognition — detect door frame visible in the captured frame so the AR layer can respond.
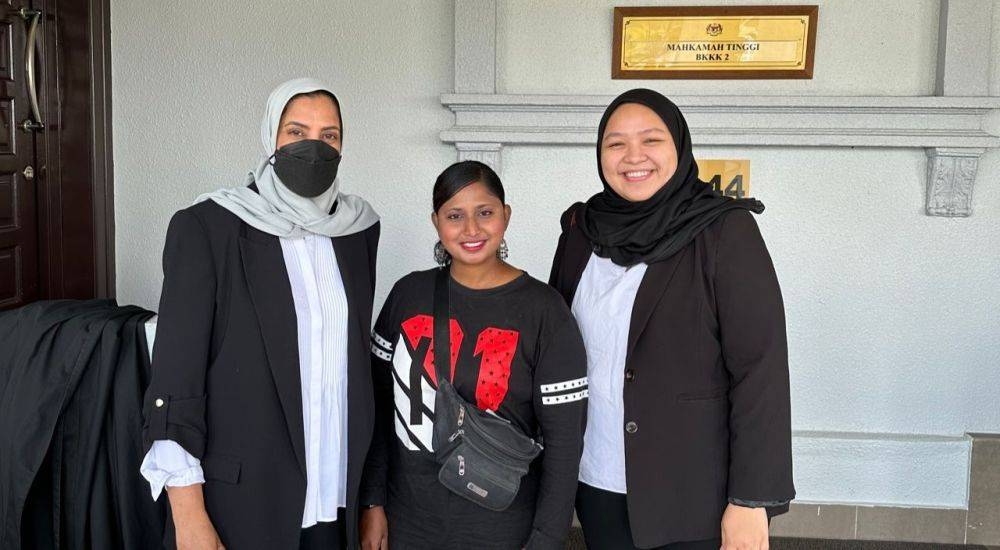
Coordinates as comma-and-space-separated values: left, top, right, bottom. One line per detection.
88, 0, 114, 298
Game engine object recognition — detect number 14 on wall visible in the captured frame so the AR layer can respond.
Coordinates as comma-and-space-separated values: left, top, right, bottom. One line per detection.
697, 159, 750, 199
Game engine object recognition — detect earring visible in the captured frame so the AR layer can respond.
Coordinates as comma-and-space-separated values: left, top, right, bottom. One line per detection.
434, 241, 451, 267
496, 239, 509, 261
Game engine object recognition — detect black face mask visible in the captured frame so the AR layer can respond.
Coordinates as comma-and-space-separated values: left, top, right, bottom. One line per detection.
272, 139, 341, 198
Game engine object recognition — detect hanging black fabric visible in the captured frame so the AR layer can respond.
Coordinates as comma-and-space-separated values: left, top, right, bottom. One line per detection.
0, 300, 163, 549
579, 88, 764, 267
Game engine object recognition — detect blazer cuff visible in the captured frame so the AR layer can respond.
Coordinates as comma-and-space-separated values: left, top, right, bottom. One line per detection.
143, 394, 208, 458
728, 497, 791, 508
358, 484, 386, 508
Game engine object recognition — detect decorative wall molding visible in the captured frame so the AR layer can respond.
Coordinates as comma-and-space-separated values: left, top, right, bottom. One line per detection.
445, 0, 999, 217
442, 94, 1000, 148
926, 148, 983, 217
455, 142, 502, 172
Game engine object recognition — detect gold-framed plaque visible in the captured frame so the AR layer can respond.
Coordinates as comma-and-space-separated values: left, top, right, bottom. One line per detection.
612, 6, 818, 79
696, 159, 751, 198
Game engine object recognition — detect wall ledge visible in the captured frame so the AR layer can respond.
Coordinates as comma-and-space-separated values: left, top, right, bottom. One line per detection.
447, 0, 998, 216
441, 93, 1000, 148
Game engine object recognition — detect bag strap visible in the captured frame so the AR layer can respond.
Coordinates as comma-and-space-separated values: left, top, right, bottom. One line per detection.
433, 267, 451, 384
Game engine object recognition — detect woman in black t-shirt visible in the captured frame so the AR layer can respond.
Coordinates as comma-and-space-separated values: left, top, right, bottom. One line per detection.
359, 161, 587, 550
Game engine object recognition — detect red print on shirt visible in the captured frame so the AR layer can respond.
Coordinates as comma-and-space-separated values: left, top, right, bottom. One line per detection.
474, 328, 520, 411
400, 315, 520, 411
400, 314, 463, 383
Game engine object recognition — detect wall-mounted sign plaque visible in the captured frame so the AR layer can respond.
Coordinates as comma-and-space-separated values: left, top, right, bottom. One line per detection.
696, 159, 751, 198
612, 6, 818, 79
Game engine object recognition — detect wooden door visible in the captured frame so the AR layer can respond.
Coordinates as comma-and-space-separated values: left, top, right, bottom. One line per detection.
0, 0, 114, 311
0, 2, 41, 310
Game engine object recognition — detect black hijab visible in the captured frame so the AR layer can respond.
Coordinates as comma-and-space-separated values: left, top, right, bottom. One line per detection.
579, 89, 764, 266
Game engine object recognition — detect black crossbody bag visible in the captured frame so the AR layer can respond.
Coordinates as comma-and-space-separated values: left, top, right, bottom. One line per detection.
430, 267, 544, 511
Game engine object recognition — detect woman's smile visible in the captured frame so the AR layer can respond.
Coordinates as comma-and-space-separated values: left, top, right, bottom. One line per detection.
460, 240, 487, 252
621, 169, 655, 183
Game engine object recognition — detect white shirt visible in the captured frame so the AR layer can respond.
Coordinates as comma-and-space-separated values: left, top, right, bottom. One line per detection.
572, 253, 648, 494
139, 233, 350, 528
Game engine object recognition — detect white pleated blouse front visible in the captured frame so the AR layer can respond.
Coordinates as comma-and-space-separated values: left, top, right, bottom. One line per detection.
281, 234, 350, 527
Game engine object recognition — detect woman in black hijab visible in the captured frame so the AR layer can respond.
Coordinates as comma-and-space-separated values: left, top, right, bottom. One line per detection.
549, 89, 794, 550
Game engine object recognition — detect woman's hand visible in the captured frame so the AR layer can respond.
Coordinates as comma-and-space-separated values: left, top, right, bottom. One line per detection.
360, 505, 389, 550
166, 485, 225, 550
720, 503, 768, 550
175, 513, 225, 550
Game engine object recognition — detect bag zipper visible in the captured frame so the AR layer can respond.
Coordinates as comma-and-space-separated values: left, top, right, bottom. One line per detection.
462, 406, 543, 461
461, 436, 531, 483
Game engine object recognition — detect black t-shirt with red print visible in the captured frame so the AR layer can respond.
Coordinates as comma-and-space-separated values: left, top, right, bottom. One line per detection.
362, 269, 587, 550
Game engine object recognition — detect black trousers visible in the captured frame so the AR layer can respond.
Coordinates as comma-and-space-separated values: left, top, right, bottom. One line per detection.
299, 509, 346, 550
576, 483, 720, 550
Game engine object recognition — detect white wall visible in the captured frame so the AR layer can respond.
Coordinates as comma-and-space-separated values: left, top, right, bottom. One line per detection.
503, 144, 1000, 437
490, 0, 1000, 508
111, 1, 458, 310
113, 1, 999, 509
497, 0, 940, 96
994, 4, 1000, 97
494, 0, 1000, 434
502, 144, 998, 508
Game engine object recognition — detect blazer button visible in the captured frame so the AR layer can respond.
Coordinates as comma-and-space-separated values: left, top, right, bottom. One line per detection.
154, 398, 165, 408
625, 369, 635, 381
625, 421, 638, 434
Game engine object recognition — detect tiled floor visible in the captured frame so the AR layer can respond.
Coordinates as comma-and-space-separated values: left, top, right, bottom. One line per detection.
967, 435, 1000, 546
563, 530, 999, 549
769, 503, 972, 544
770, 539, 997, 550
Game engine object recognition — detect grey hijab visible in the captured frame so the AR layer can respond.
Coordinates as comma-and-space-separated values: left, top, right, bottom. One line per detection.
195, 78, 379, 238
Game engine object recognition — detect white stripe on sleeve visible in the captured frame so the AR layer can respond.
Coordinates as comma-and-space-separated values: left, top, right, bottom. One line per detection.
540, 376, 588, 394
371, 343, 392, 361
372, 331, 393, 352
541, 389, 589, 405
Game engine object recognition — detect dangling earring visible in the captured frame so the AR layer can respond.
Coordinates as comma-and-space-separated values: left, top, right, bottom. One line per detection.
434, 241, 451, 267
496, 239, 509, 261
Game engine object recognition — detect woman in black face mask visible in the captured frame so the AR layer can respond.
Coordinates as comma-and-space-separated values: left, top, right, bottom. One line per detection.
140, 78, 380, 550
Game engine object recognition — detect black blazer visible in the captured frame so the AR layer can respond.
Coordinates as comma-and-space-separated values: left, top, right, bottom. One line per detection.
549, 204, 794, 548
142, 200, 379, 550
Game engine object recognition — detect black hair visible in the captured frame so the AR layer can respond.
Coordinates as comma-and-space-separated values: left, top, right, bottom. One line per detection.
432, 160, 505, 212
